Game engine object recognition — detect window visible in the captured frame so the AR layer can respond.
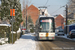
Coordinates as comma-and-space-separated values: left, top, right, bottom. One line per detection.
40, 22, 49, 32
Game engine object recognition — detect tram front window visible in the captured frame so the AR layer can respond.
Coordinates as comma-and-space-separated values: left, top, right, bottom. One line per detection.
40, 22, 49, 32
39, 19, 54, 32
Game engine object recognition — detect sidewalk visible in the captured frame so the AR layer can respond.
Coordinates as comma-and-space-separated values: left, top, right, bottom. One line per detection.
0, 33, 36, 50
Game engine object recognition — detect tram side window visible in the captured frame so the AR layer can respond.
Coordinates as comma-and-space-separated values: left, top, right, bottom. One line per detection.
51, 20, 55, 32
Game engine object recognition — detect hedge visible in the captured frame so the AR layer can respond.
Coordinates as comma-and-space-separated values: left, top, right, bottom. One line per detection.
0, 26, 11, 38
8, 31, 22, 44
0, 25, 22, 44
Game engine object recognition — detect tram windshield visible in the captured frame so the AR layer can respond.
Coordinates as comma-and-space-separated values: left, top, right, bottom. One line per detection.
39, 19, 53, 32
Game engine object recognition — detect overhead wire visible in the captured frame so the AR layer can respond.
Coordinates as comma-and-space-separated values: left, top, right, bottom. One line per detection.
51, 5, 66, 15
45, 0, 49, 5
51, 8, 62, 14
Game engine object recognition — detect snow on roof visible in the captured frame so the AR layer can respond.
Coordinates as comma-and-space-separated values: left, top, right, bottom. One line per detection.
0, 24, 11, 27
54, 14, 65, 18
60, 14, 64, 17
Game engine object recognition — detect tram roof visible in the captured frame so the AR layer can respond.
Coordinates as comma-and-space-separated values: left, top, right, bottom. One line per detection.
39, 15, 54, 17
39, 15, 54, 19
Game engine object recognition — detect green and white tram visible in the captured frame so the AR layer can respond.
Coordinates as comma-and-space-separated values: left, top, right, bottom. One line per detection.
35, 16, 55, 40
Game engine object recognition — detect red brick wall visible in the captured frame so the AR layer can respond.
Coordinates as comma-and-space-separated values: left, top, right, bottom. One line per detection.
55, 15, 64, 29
22, 5, 39, 25
27, 5, 39, 25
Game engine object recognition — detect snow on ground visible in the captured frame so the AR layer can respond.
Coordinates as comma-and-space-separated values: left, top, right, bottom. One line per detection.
0, 33, 36, 50
56, 34, 75, 41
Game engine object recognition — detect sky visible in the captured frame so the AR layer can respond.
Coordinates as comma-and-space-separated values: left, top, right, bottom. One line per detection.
0, 0, 69, 16
20, 0, 68, 16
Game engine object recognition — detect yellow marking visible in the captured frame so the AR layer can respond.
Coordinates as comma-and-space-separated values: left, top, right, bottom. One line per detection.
46, 33, 49, 37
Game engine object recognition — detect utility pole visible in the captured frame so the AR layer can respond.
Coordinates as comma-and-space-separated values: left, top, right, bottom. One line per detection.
23, 0, 29, 30
23, 0, 26, 28
25, 8, 28, 31
66, 4, 68, 34
26, 10, 27, 30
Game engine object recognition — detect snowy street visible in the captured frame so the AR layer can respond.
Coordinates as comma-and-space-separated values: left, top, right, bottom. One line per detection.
0, 33, 36, 50
0, 33, 75, 50
37, 36, 75, 50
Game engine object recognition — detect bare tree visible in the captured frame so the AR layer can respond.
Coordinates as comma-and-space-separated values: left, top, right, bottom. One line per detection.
67, 0, 75, 24
68, 0, 75, 19
22, 0, 30, 27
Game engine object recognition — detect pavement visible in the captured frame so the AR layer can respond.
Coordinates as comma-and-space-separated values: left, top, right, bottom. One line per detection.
0, 33, 36, 50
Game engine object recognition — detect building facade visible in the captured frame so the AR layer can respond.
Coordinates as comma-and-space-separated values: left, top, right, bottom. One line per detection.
55, 14, 65, 29
22, 5, 39, 25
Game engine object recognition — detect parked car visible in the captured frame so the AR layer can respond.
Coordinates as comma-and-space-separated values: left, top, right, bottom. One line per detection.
57, 29, 64, 36
67, 30, 75, 38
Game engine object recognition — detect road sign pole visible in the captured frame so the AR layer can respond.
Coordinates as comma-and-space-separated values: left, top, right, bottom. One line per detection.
12, 7, 13, 44
10, 7, 15, 44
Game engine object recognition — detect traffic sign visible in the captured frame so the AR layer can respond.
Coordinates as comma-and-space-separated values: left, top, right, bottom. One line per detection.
10, 9, 15, 16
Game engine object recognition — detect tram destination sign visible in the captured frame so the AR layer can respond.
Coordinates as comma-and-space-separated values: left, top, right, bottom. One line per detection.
40, 20, 52, 22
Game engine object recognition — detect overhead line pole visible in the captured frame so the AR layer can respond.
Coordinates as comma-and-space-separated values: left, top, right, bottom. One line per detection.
26, 8, 27, 30
66, 4, 68, 34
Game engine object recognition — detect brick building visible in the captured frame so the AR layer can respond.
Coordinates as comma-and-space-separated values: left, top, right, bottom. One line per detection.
55, 14, 65, 29
22, 5, 39, 26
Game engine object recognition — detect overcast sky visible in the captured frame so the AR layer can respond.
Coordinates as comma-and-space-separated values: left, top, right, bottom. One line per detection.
20, 0, 68, 16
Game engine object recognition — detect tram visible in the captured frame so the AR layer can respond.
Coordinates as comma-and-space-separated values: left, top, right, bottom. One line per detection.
35, 15, 55, 40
